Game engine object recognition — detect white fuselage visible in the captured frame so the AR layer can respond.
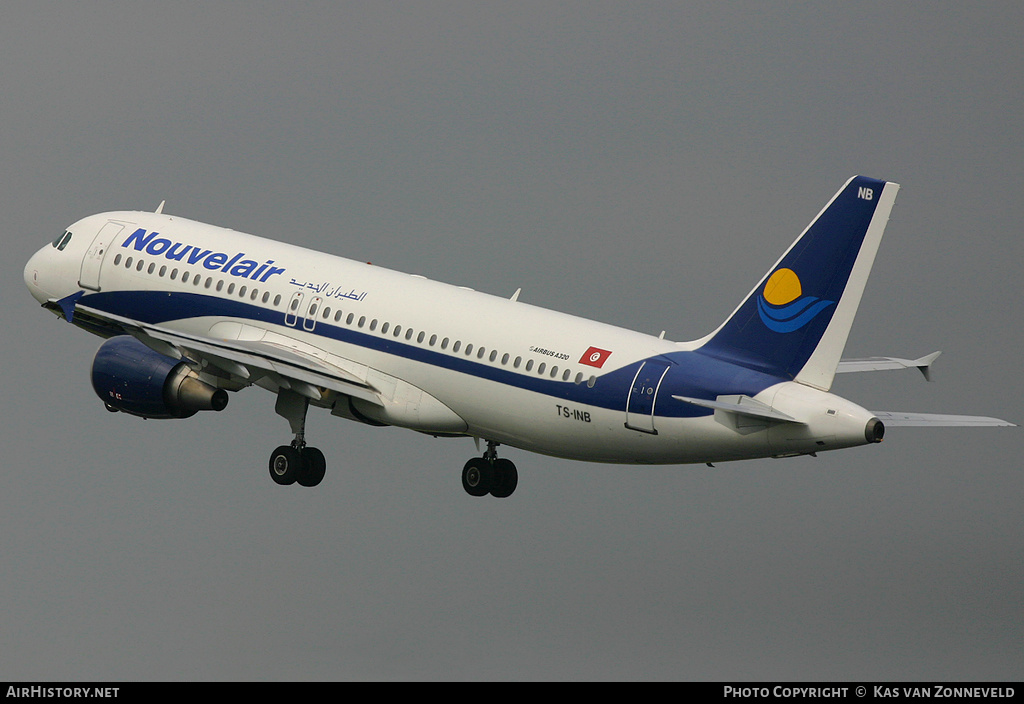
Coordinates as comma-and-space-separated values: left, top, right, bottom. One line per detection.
25, 210, 879, 465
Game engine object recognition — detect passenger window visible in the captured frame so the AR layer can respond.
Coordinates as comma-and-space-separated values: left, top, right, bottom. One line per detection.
114, 254, 122, 265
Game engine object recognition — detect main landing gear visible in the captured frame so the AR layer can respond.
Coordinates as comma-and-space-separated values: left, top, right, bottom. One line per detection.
462, 441, 518, 498
269, 389, 326, 487
269, 444, 326, 487
265, 391, 516, 496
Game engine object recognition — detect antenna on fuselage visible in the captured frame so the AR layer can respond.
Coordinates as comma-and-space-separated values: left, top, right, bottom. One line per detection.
155, 200, 166, 214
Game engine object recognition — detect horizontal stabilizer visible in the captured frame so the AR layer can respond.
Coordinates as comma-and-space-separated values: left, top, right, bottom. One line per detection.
873, 411, 1016, 427
673, 394, 803, 424
837, 351, 941, 381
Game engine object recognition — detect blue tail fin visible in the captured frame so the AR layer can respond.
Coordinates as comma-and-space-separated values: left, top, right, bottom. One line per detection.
697, 176, 900, 390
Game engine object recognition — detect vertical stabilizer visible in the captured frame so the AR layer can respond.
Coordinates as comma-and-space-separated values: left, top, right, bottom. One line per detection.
697, 176, 900, 390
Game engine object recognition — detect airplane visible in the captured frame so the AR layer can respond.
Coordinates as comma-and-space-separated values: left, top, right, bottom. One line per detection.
23, 176, 1014, 497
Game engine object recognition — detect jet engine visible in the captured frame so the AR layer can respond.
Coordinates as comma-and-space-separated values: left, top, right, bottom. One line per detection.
91, 336, 228, 419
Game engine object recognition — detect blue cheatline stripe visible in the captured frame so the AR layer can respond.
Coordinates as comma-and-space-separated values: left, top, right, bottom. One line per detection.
78, 289, 785, 419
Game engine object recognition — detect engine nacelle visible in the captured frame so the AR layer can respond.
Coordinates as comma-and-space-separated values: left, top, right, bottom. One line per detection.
91, 336, 228, 419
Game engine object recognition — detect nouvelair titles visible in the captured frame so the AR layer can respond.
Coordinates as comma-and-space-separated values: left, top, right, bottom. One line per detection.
121, 228, 285, 283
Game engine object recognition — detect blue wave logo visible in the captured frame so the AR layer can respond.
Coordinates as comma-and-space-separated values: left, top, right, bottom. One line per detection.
757, 268, 834, 333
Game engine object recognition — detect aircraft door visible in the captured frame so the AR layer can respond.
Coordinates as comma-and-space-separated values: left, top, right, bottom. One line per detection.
303, 296, 322, 332
285, 291, 305, 327
624, 360, 671, 434
78, 222, 125, 291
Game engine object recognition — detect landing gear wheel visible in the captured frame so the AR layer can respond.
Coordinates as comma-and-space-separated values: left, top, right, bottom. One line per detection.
270, 390, 328, 488
462, 457, 493, 497
489, 458, 518, 498
297, 447, 326, 487
269, 445, 303, 485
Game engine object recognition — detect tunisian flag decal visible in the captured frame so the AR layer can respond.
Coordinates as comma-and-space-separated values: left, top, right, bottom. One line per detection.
579, 346, 612, 368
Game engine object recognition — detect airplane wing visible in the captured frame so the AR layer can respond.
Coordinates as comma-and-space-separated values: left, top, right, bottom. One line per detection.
142, 325, 381, 405
72, 301, 382, 405
836, 351, 941, 381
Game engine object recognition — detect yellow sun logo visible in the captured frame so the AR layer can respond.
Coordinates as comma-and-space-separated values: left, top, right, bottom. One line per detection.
757, 268, 835, 333
762, 268, 802, 306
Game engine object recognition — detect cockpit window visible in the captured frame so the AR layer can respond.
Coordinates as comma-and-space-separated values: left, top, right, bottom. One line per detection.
52, 231, 73, 251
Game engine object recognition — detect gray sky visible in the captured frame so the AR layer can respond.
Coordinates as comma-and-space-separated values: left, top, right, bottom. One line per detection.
2, 2, 1021, 680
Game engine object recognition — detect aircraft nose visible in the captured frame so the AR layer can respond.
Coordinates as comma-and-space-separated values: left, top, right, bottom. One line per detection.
24, 247, 52, 303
